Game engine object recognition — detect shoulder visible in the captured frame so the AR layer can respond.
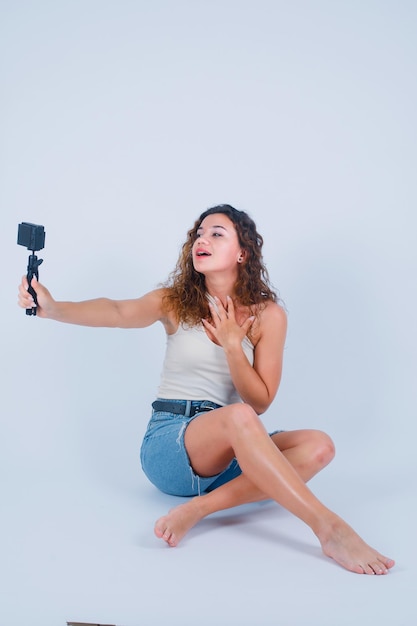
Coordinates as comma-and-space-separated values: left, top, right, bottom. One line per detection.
251, 300, 287, 347
261, 300, 287, 325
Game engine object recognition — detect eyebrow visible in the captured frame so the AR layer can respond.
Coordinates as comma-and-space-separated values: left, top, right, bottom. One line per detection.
196, 225, 228, 232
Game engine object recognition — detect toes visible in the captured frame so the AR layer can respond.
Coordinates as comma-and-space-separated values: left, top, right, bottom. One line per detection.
159, 526, 178, 547
154, 509, 182, 547
375, 556, 395, 574
154, 517, 168, 539
154, 525, 164, 539
362, 559, 390, 575
154, 519, 172, 543
370, 563, 386, 575
370, 556, 395, 574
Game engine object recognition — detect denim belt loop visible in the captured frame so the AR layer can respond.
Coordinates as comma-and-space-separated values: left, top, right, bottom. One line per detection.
184, 400, 192, 418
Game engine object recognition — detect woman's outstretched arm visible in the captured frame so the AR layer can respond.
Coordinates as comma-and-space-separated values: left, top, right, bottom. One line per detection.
17, 276, 168, 329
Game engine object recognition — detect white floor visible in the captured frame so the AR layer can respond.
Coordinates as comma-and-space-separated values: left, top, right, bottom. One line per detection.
1, 427, 414, 626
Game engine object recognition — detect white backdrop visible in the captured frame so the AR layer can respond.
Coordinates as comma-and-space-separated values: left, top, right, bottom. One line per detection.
1, 2, 416, 625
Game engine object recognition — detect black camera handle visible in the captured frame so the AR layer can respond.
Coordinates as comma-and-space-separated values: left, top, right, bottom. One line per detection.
26, 252, 43, 316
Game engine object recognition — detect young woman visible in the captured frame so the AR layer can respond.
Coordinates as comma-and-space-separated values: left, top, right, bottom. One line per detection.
18, 204, 394, 575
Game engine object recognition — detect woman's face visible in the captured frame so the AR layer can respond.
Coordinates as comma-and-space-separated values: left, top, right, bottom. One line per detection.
192, 213, 243, 275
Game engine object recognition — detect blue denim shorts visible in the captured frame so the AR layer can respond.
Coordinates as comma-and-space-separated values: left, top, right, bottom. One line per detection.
140, 398, 282, 497
140, 399, 244, 496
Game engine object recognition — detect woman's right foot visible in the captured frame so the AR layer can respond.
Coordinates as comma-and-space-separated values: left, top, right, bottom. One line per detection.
154, 498, 205, 547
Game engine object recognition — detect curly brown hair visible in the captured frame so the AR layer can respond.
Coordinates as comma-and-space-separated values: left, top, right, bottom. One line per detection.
161, 204, 278, 326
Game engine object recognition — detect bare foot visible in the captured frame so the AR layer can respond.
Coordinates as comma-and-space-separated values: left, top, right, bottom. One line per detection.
154, 498, 205, 547
155, 500, 395, 575
317, 516, 395, 574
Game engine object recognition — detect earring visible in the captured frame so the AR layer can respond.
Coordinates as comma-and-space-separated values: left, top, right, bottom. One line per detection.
238, 256, 243, 263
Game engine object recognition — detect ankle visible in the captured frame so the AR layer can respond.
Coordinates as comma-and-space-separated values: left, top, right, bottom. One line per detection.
314, 513, 345, 543
191, 494, 216, 518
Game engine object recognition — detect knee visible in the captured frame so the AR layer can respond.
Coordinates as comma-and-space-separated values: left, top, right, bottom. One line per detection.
226, 402, 261, 433
311, 430, 336, 469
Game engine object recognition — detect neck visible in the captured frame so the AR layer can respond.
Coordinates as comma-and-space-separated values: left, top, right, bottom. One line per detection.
204, 276, 236, 307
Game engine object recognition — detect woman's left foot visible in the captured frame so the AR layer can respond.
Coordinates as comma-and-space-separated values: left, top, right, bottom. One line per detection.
317, 516, 395, 574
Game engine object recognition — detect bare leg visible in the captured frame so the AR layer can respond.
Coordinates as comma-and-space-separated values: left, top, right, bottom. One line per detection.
155, 429, 330, 544
154, 405, 394, 574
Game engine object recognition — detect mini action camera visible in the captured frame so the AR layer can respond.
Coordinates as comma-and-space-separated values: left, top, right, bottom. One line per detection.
17, 222, 46, 252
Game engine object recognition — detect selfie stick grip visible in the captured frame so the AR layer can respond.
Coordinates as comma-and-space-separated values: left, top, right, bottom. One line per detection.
26, 253, 43, 316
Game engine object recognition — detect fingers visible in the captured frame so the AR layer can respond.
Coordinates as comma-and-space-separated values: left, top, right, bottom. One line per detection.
208, 296, 225, 320
18, 276, 33, 308
18, 276, 33, 309
225, 295, 234, 314
18, 275, 42, 310
242, 315, 256, 333
208, 295, 235, 319
207, 300, 221, 321
204, 296, 255, 347
201, 317, 214, 330
20, 274, 29, 290
207, 296, 255, 330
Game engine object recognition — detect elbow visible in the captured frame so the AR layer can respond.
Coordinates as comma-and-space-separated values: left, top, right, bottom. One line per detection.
252, 400, 272, 416
256, 387, 277, 415
254, 389, 277, 415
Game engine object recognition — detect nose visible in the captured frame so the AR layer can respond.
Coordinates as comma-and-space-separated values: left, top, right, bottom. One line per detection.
196, 233, 208, 245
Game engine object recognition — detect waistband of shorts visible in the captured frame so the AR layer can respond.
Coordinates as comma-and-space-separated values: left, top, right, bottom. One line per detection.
151, 399, 222, 417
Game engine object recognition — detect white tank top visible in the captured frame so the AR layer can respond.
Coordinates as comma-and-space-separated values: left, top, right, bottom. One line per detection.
156, 323, 255, 407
